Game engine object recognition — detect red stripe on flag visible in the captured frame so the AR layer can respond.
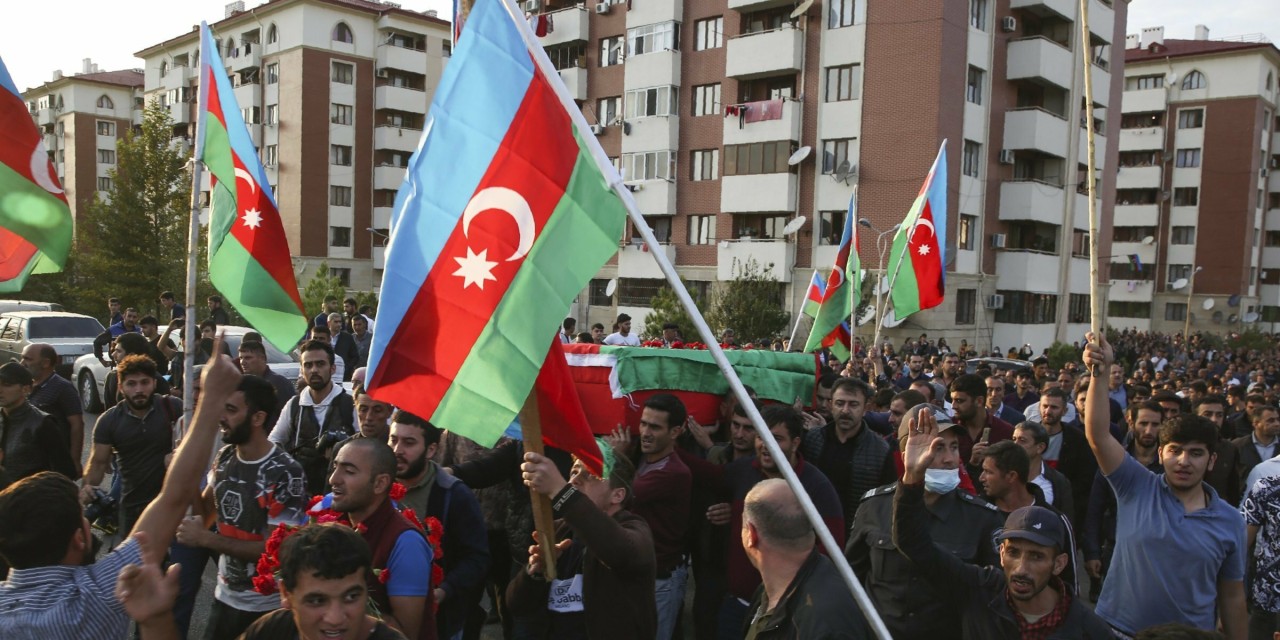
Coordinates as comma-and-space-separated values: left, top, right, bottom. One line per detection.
534, 337, 603, 476
369, 67, 579, 412
0, 90, 69, 206
226, 154, 305, 311
907, 201, 945, 309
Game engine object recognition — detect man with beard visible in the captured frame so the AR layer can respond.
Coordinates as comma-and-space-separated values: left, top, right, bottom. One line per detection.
709, 401, 760, 465
237, 339, 295, 416
1004, 368, 1040, 414
82, 355, 183, 533
936, 353, 964, 400
0, 362, 76, 490
894, 354, 930, 390
389, 412, 489, 640
307, 323, 346, 384
986, 375, 1025, 426
950, 374, 1015, 479
0, 340, 236, 639
329, 439, 434, 640
270, 340, 357, 496
174, 375, 307, 640
801, 378, 896, 530
1036, 387, 1096, 526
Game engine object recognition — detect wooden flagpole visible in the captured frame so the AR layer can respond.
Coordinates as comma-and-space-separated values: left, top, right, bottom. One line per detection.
519, 392, 558, 581
183, 25, 212, 428
1078, 0, 1103, 375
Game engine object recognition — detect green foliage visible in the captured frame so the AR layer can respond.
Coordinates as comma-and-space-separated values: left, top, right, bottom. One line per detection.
352, 291, 379, 313
641, 279, 705, 341
301, 261, 348, 319
707, 258, 790, 344
1225, 328, 1274, 354
1046, 341, 1081, 371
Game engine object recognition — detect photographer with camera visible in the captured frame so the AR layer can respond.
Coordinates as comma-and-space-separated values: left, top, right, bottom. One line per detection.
269, 340, 356, 496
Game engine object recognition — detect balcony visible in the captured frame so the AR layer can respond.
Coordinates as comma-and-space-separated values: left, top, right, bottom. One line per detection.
42, 133, 57, 150
728, 0, 793, 11
233, 82, 261, 108
375, 85, 428, 113
1122, 88, 1166, 113
1006, 37, 1073, 90
375, 125, 422, 153
1003, 108, 1069, 158
617, 242, 677, 280
373, 206, 393, 229
231, 46, 261, 72
373, 245, 386, 270
725, 27, 803, 80
374, 165, 406, 191
1115, 165, 1161, 190
558, 66, 587, 102
539, 6, 588, 48
1118, 126, 1164, 151
999, 180, 1067, 226
1089, 0, 1115, 41
1089, 66, 1112, 107
1113, 203, 1159, 226
623, 50, 680, 90
722, 100, 801, 146
376, 44, 428, 73
1108, 279, 1153, 301
718, 239, 794, 282
1011, 0, 1075, 19
168, 102, 191, 125
721, 173, 796, 213
627, 179, 676, 216
162, 65, 194, 91
995, 251, 1062, 292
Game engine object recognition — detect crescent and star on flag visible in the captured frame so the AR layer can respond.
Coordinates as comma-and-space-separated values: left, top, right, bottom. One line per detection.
909, 216, 937, 256
452, 186, 535, 290
234, 167, 264, 229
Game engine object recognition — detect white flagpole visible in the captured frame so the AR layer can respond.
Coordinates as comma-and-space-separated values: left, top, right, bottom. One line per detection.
787, 269, 819, 350
876, 140, 947, 349
182, 25, 212, 429
496, 1, 891, 636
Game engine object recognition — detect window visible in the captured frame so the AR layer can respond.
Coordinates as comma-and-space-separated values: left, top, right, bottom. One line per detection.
824, 65, 860, 102
330, 144, 352, 166
330, 103, 353, 125
627, 22, 679, 57
263, 144, 277, 166
241, 107, 260, 124
688, 215, 715, 245
1118, 151, 1159, 168
955, 289, 977, 325
691, 149, 718, 181
1112, 226, 1156, 243
597, 96, 620, 126
1271, 192, 1280, 210
1116, 189, 1159, 205
1109, 261, 1152, 280
330, 268, 351, 286
1181, 70, 1206, 90
724, 141, 791, 176
1266, 231, 1280, 247
740, 76, 796, 102
331, 62, 354, 84
1167, 264, 1192, 286
266, 63, 279, 84
814, 210, 844, 245
958, 215, 976, 250
1126, 75, 1164, 91
692, 84, 721, 116
96, 95, 113, 109
97, 149, 115, 164
330, 226, 352, 247
993, 291, 1058, 324
821, 138, 854, 174
1177, 108, 1204, 129
1068, 294, 1090, 324
600, 36, 624, 67
621, 150, 674, 181
1120, 112, 1163, 128
638, 216, 672, 243
1175, 148, 1201, 168
97, 176, 112, 191
267, 24, 278, 44
1007, 221, 1059, 254
160, 61, 169, 78
588, 279, 612, 306
1108, 301, 1151, 318
962, 140, 982, 178
734, 214, 790, 240
617, 278, 665, 307
969, 0, 987, 30
96, 120, 115, 136
1173, 187, 1199, 206
1171, 226, 1196, 244
330, 185, 352, 207
695, 17, 723, 50
966, 66, 984, 105
828, 0, 855, 28
332, 22, 354, 44
264, 104, 278, 124
1164, 303, 1187, 321
546, 42, 586, 70
625, 86, 678, 118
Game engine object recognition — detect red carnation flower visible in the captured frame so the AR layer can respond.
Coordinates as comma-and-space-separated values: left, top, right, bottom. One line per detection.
401, 507, 423, 530
354, 522, 368, 535
671, 341, 684, 349
389, 482, 407, 502
378, 568, 391, 584
306, 495, 324, 511
252, 573, 278, 595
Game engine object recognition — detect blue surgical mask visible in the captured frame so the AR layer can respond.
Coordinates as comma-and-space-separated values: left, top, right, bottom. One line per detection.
924, 468, 961, 494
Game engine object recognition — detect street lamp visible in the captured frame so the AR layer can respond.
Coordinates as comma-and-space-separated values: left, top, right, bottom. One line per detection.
1182, 265, 1203, 351
366, 227, 389, 291
859, 218, 901, 354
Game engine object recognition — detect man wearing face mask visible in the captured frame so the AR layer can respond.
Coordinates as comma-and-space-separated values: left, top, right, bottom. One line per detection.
845, 404, 1003, 640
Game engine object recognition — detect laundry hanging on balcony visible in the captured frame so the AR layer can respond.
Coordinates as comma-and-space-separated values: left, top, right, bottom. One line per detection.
744, 98, 784, 123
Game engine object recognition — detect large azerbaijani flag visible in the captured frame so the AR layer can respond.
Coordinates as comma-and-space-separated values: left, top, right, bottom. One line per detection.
0, 54, 73, 291
197, 24, 307, 351
885, 143, 948, 319
366, 0, 626, 465
803, 190, 859, 359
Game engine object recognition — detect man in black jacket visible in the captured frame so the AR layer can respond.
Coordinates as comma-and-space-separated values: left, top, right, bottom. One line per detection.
894, 406, 1111, 639
0, 362, 76, 490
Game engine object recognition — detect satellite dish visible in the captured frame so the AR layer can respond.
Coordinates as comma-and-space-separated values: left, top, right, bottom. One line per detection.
1245, 312, 1260, 323
833, 160, 853, 184
882, 308, 905, 328
1212, 311, 1224, 324
1202, 298, 1215, 310
1141, 236, 1155, 245
1228, 313, 1240, 324
1170, 278, 1189, 290
856, 305, 877, 326
788, 146, 812, 166
1167, 72, 1178, 85
604, 279, 618, 297
782, 217, 807, 236
1228, 294, 1241, 308
790, 0, 815, 19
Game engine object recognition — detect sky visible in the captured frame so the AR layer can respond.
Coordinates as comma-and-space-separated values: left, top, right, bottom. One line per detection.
0, 0, 1277, 92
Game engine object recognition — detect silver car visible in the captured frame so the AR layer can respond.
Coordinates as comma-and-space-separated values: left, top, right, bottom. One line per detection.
0, 311, 104, 378
75, 325, 301, 413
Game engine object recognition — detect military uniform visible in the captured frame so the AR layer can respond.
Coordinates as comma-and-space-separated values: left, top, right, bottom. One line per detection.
846, 483, 1004, 640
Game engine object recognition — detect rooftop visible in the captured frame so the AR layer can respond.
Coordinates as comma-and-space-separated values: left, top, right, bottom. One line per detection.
1127, 38, 1280, 63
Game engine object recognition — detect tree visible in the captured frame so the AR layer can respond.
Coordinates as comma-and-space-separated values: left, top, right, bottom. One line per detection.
301, 261, 349, 320
1046, 341, 1080, 371
707, 258, 791, 345
641, 279, 705, 341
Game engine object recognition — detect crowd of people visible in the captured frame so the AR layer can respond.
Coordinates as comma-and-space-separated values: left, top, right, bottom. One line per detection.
3, 295, 1280, 640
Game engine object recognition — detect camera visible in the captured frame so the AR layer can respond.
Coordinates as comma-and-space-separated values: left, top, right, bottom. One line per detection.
83, 488, 118, 527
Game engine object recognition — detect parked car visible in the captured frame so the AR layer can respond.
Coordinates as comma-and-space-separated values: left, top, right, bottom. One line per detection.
0, 311, 103, 379
75, 325, 302, 413
965, 357, 1030, 375
0, 300, 65, 314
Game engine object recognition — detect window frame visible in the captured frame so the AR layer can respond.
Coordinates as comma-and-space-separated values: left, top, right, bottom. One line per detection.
694, 17, 723, 51
824, 64, 860, 102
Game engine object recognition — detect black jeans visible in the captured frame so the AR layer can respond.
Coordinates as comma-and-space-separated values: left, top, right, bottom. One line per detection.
204, 600, 269, 640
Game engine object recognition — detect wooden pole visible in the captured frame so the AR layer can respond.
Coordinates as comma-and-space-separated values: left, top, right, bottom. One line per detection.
1079, 0, 1102, 375
519, 392, 558, 581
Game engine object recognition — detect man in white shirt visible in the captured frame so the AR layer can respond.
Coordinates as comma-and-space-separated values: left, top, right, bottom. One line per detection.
603, 313, 641, 347
269, 341, 358, 496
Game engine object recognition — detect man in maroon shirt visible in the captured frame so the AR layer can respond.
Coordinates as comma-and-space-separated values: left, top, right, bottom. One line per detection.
951, 374, 1015, 479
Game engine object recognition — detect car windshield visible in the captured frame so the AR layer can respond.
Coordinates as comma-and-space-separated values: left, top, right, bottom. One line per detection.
27, 317, 105, 339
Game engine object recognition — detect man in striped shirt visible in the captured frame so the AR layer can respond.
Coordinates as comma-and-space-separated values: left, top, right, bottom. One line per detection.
0, 337, 240, 639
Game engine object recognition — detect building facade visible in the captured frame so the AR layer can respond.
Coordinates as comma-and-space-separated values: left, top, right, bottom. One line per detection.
135, 0, 451, 290
22, 62, 144, 221
1115, 27, 1280, 335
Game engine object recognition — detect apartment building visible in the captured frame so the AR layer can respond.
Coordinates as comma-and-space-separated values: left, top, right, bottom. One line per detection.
546, 0, 1124, 350
1113, 26, 1280, 335
134, 0, 450, 290
22, 61, 144, 220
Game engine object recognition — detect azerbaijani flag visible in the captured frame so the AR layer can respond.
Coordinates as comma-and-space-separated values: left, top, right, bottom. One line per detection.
885, 143, 948, 318
366, 0, 626, 463
800, 269, 826, 319
0, 54, 73, 291
197, 23, 307, 351
803, 190, 860, 359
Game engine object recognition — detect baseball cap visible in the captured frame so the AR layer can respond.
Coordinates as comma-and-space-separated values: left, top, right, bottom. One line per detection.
0, 361, 33, 386
896, 403, 961, 442
998, 506, 1066, 549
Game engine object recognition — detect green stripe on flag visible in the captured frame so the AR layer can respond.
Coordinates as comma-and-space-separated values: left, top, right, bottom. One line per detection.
433, 131, 626, 445
208, 234, 310, 352
612, 348, 815, 405
886, 231, 922, 318
0, 163, 73, 271
200, 119, 236, 258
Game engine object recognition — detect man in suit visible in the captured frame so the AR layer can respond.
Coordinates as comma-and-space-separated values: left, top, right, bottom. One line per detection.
1232, 404, 1280, 498
986, 375, 1025, 426
325, 312, 360, 383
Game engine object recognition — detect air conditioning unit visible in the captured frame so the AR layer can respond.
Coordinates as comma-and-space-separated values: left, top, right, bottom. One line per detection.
595, 2, 611, 14
625, 182, 643, 192
998, 149, 1015, 165
1001, 16, 1017, 32
985, 294, 1006, 310
990, 233, 1008, 249
523, 0, 541, 12
589, 123, 604, 135
377, 68, 389, 78
1263, 168, 1270, 178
